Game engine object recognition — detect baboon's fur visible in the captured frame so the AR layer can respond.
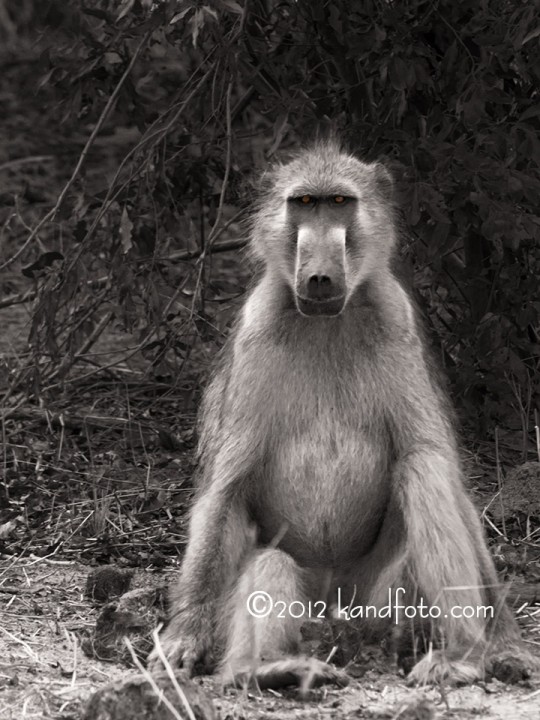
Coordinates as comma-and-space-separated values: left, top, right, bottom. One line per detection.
151, 141, 533, 688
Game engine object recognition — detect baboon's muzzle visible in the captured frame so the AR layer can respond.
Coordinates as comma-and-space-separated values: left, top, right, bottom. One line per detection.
295, 226, 347, 317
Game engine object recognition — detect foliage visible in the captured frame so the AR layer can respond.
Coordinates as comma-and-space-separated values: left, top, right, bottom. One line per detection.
2, 0, 540, 448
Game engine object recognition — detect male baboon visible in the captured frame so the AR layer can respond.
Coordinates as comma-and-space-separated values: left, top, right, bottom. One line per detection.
150, 141, 534, 688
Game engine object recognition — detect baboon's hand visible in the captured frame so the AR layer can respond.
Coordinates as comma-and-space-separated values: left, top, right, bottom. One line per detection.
148, 633, 208, 675
148, 610, 214, 675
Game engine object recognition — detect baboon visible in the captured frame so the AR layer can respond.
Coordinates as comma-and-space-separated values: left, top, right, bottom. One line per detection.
150, 140, 534, 688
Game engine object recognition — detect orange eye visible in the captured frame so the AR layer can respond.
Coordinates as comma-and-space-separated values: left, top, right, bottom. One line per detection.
334, 195, 345, 204
301, 195, 312, 204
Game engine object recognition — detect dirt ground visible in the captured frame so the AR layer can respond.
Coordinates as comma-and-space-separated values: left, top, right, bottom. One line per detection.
3, 295, 538, 720
1, 559, 539, 720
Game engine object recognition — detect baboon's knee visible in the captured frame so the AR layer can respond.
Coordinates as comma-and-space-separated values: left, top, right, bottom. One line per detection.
232, 547, 306, 627
245, 547, 304, 591
219, 548, 306, 671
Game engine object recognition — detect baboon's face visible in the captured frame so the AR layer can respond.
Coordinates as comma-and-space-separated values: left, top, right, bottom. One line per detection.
255, 145, 394, 318
286, 195, 355, 316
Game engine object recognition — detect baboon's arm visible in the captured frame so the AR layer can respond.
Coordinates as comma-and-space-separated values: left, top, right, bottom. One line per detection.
154, 426, 258, 671
180, 349, 266, 606
386, 343, 486, 646
175, 483, 253, 610
387, 333, 456, 455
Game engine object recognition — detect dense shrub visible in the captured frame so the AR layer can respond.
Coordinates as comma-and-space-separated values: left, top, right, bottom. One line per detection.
3, 0, 539, 445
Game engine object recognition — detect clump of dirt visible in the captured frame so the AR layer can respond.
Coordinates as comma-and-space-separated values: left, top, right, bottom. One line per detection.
85, 566, 135, 604
496, 462, 540, 518
81, 586, 167, 666
83, 671, 215, 720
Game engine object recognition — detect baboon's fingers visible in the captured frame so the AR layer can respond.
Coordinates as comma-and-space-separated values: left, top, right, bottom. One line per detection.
181, 652, 196, 677
182, 639, 213, 676
147, 632, 202, 675
146, 650, 159, 672
223, 656, 349, 691
146, 646, 178, 673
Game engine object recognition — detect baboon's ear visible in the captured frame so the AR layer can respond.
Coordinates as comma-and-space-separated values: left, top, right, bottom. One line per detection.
256, 168, 277, 196
244, 167, 274, 204
371, 162, 394, 203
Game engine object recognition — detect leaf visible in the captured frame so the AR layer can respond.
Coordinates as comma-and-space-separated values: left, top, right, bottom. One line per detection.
170, 7, 193, 24
189, 8, 205, 47
328, 6, 343, 40
218, 0, 243, 14
522, 26, 540, 45
442, 40, 458, 75
22, 252, 64, 279
519, 104, 540, 121
508, 349, 528, 383
117, 0, 135, 21
0, 519, 18, 539
507, 176, 523, 195
203, 6, 218, 21
188, 6, 218, 45
120, 207, 133, 254
268, 113, 289, 156
104, 52, 123, 66
388, 57, 409, 91
430, 222, 451, 252
463, 96, 485, 126
409, 185, 420, 226
37, 67, 57, 90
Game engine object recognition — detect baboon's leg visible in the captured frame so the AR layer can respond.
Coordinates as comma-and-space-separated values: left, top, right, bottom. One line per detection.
218, 548, 348, 690
220, 549, 305, 671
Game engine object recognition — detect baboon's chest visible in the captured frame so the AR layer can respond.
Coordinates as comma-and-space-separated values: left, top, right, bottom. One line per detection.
253, 411, 392, 566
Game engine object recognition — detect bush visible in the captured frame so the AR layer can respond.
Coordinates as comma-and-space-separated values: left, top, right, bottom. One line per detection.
2, 0, 539, 444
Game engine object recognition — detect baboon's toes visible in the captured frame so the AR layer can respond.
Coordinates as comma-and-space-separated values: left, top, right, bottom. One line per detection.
407, 652, 483, 686
224, 656, 349, 691
489, 651, 537, 684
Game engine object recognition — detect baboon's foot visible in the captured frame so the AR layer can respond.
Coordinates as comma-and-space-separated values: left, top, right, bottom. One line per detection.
222, 656, 350, 691
489, 649, 538, 684
407, 651, 483, 686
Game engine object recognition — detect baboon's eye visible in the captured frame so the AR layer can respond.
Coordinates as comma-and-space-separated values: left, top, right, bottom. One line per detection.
334, 196, 346, 204
288, 195, 316, 205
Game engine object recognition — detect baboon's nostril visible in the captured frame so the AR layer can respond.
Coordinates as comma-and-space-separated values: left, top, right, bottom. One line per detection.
307, 274, 334, 300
